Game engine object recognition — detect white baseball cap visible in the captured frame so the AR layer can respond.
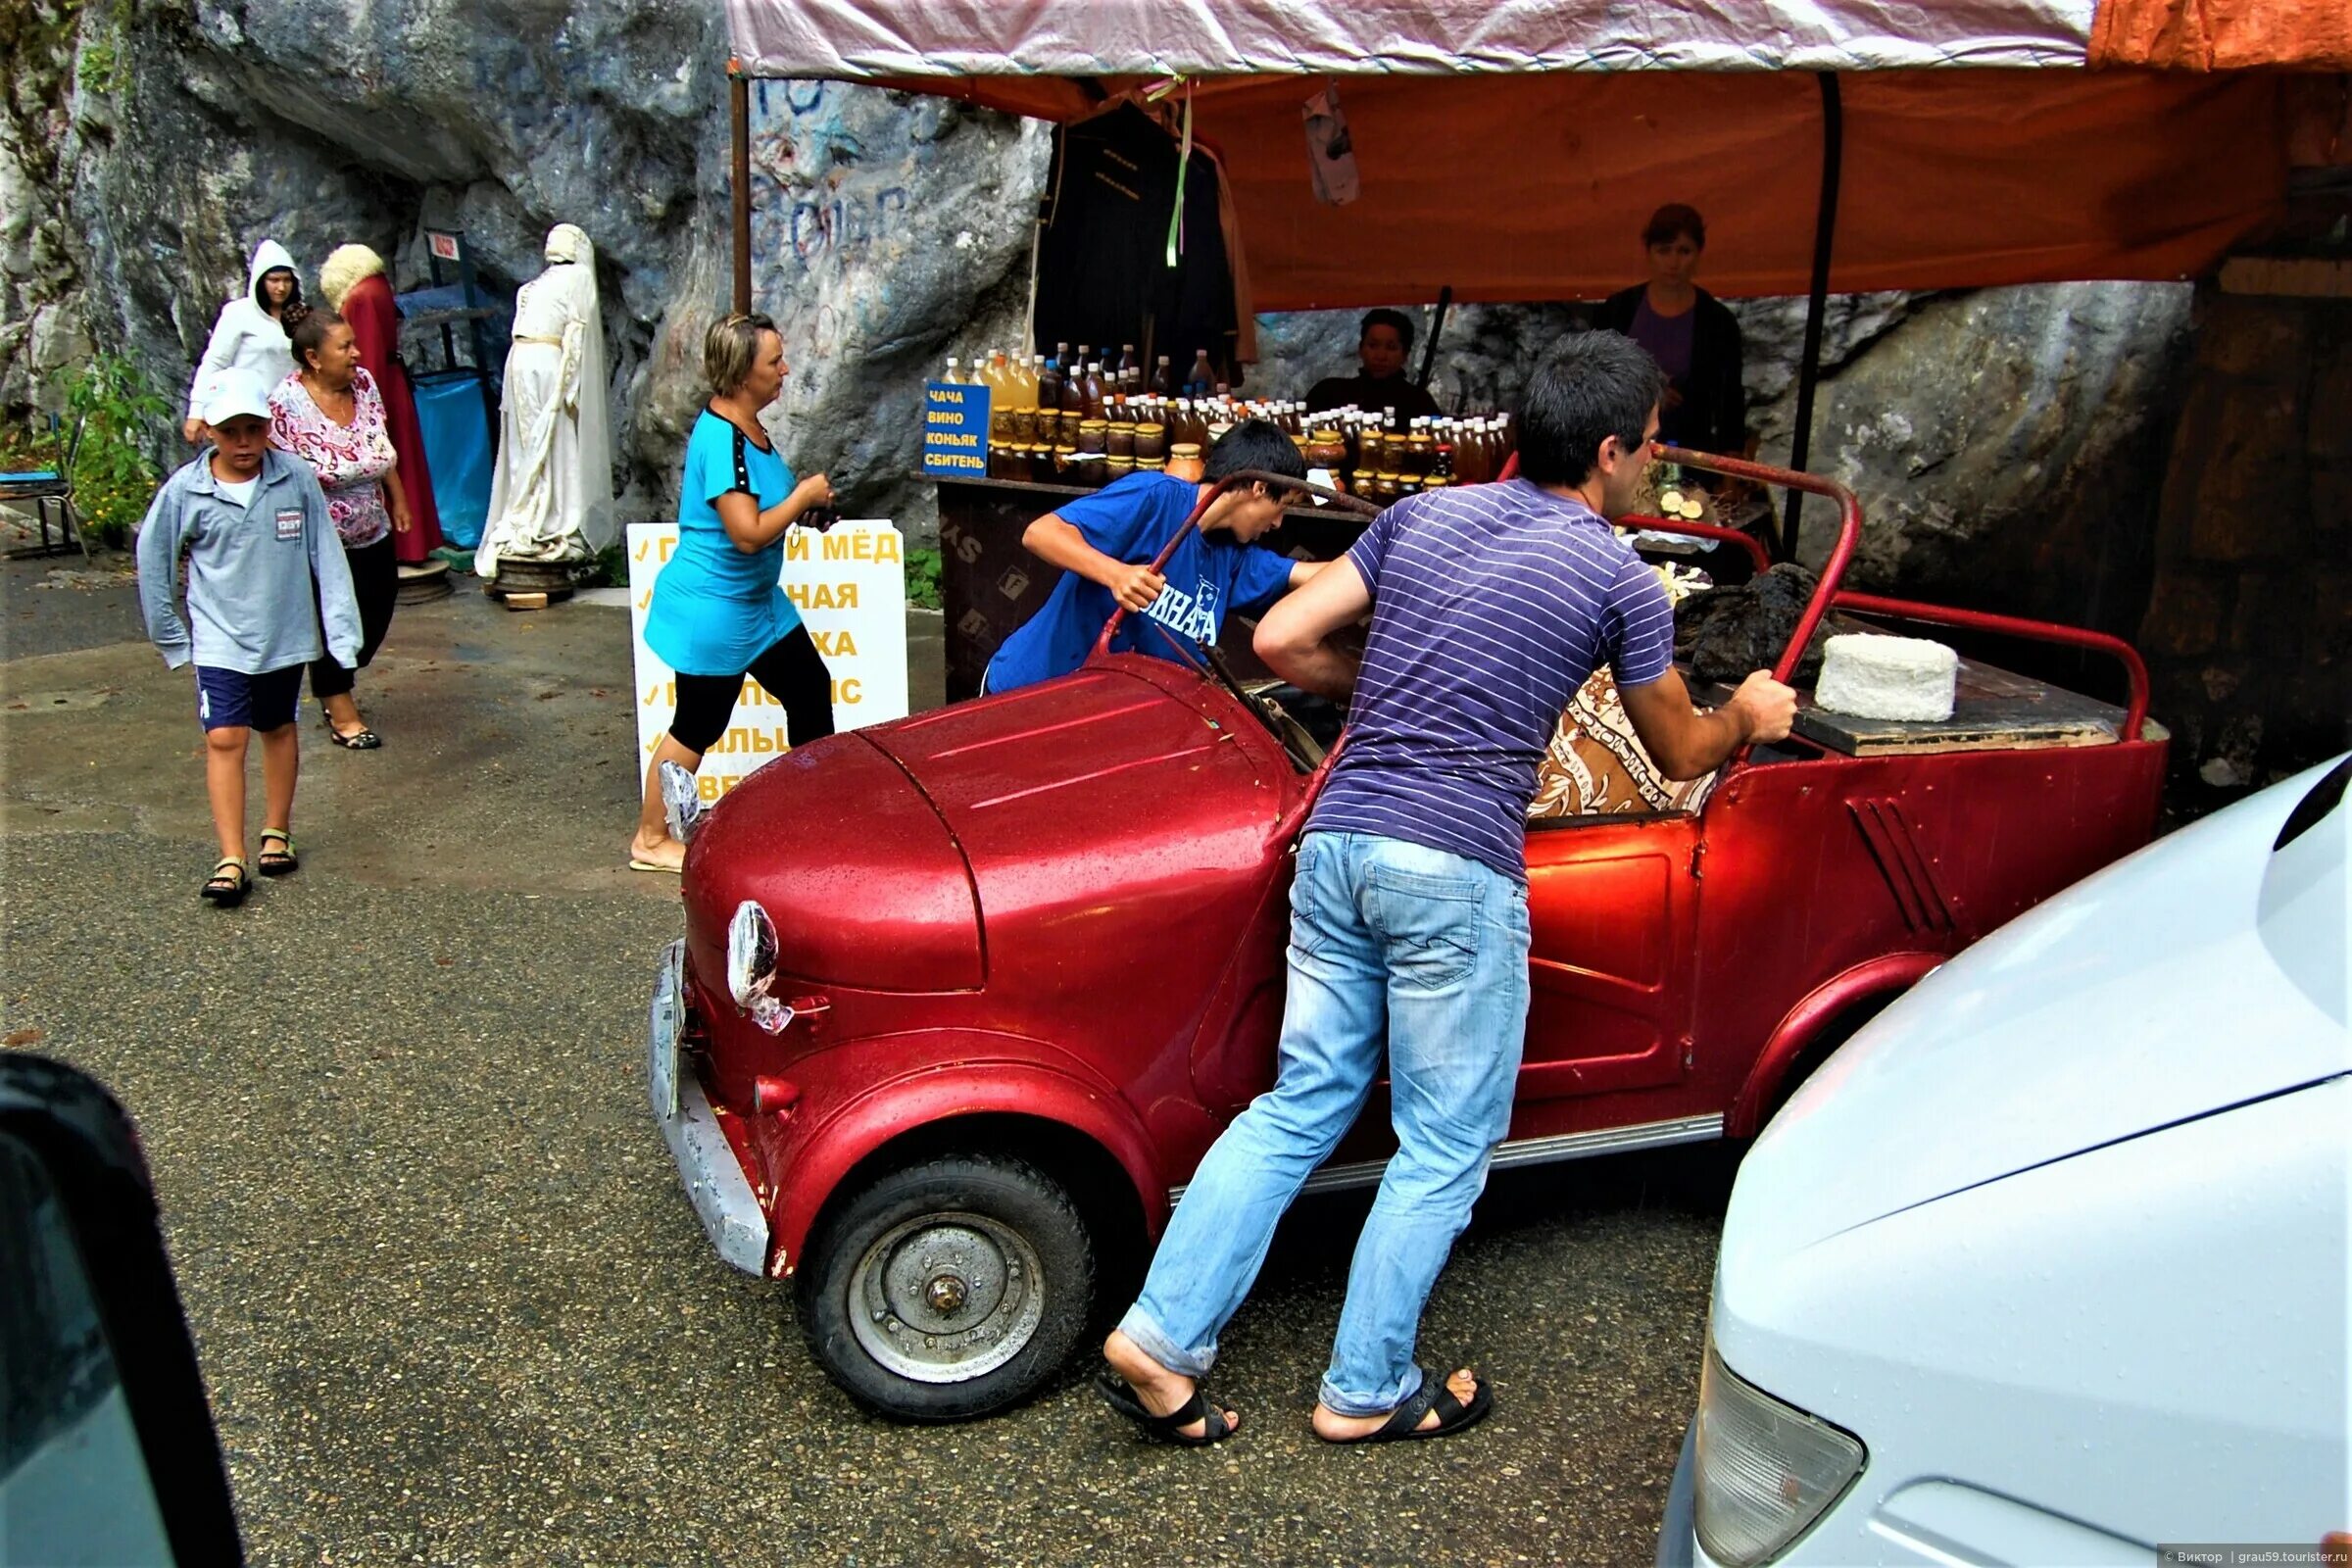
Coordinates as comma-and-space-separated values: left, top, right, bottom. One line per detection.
198, 368, 273, 426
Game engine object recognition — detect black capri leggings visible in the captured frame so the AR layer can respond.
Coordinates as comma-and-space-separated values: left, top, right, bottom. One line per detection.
668, 623, 835, 755
310, 533, 397, 700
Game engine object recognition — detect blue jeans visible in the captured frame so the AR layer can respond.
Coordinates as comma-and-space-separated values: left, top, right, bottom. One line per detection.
1119, 829, 1533, 1415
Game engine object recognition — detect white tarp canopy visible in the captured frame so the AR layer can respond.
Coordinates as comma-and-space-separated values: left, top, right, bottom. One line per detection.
724, 0, 2102, 78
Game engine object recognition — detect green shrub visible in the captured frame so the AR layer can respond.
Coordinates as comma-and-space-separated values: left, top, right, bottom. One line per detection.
62, 353, 169, 549
905, 544, 942, 609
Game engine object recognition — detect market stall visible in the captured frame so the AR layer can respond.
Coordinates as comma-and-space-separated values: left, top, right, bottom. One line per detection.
721, 0, 2349, 695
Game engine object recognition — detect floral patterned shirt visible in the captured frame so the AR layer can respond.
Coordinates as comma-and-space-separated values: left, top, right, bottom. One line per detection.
268, 367, 394, 548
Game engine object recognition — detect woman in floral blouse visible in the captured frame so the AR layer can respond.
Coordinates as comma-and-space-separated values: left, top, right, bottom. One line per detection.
269, 304, 412, 749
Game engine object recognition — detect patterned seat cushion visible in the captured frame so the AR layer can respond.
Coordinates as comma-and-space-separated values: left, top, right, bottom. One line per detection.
1528, 667, 1718, 820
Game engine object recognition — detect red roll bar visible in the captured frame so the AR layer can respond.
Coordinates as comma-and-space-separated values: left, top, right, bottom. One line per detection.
1833, 591, 2151, 742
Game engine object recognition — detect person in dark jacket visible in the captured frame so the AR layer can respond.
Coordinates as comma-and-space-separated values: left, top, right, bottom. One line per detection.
1304, 308, 1441, 425
1592, 205, 1745, 466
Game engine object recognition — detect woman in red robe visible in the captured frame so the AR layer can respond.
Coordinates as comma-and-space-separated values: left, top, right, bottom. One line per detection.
320, 244, 445, 563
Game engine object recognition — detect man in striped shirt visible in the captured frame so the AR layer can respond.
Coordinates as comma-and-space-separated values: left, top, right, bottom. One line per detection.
1101, 331, 1794, 1446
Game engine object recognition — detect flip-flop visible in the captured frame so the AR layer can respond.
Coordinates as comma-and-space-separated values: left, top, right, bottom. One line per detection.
200, 858, 253, 907
628, 857, 682, 874
1095, 1366, 1238, 1447
1319, 1365, 1494, 1446
258, 829, 299, 877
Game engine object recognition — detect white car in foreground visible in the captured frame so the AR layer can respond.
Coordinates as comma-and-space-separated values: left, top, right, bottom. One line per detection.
1661, 755, 2350, 1567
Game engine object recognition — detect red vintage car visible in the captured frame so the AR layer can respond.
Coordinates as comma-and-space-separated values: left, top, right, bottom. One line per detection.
647, 453, 2167, 1421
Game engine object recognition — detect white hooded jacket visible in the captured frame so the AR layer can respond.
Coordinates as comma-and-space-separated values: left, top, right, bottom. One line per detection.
185, 241, 301, 417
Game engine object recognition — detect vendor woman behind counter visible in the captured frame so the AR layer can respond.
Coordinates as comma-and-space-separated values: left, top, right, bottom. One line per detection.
983, 420, 1323, 695
1304, 309, 1442, 426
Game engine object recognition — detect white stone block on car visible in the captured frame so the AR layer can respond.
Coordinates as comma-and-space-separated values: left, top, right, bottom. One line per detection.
1814, 633, 1960, 721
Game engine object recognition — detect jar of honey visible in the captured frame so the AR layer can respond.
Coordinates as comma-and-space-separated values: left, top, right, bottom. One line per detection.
1077, 418, 1108, 455
1106, 420, 1137, 459
1103, 453, 1136, 484
1007, 407, 1038, 445
1134, 421, 1167, 463
1167, 441, 1205, 482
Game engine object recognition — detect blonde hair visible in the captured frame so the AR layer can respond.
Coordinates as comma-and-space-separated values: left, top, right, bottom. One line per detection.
705, 312, 778, 397
318, 243, 387, 309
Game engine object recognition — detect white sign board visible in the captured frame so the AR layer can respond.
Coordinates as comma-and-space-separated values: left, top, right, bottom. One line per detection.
626, 520, 909, 804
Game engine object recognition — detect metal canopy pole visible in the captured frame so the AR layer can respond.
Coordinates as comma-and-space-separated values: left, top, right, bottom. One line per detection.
730, 64, 753, 314
1782, 73, 1843, 561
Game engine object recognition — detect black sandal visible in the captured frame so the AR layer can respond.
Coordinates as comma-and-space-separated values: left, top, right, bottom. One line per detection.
1322, 1366, 1494, 1446
258, 829, 299, 877
1095, 1367, 1238, 1447
200, 858, 252, 907
324, 720, 382, 750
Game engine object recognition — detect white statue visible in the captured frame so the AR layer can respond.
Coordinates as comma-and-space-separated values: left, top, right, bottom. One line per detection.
479, 223, 614, 576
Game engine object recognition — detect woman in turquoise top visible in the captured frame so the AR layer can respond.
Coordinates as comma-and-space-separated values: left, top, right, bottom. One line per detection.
629, 312, 836, 871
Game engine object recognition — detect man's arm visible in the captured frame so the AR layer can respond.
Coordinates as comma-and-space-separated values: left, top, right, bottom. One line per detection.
1022, 514, 1163, 612
1286, 559, 1329, 589
1254, 556, 1373, 702
1619, 665, 1796, 780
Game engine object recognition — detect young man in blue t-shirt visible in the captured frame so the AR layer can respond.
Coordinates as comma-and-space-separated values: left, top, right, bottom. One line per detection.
981, 420, 1322, 694
1099, 331, 1796, 1448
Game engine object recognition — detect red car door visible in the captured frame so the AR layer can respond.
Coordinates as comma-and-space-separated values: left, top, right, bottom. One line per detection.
1516, 814, 1701, 1101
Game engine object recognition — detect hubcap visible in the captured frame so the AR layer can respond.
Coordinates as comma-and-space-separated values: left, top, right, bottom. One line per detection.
848, 1211, 1046, 1384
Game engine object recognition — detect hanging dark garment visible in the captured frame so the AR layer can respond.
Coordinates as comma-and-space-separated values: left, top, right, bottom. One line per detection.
1034, 102, 1241, 385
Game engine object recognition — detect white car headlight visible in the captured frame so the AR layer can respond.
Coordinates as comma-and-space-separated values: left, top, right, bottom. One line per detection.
1695, 1341, 1866, 1567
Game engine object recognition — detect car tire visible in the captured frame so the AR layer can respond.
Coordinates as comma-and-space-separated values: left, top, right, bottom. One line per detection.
796, 1152, 1097, 1422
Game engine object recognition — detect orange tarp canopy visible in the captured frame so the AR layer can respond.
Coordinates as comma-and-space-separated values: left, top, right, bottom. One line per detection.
880, 69, 2294, 310
727, 0, 2344, 308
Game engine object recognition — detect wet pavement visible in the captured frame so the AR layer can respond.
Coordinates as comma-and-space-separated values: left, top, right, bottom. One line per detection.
2, 543, 1725, 1567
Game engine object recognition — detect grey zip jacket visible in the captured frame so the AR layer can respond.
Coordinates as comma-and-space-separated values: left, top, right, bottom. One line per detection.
136, 448, 362, 673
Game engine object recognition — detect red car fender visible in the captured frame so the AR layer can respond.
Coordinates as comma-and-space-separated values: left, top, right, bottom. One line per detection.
767, 1055, 1168, 1279
1727, 952, 1945, 1137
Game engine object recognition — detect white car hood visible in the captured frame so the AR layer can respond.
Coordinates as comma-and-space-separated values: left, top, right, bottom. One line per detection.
1739, 755, 2350, 1257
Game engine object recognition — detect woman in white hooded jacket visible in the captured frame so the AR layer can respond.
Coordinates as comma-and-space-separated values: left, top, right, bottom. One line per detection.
183, 241, 303, 444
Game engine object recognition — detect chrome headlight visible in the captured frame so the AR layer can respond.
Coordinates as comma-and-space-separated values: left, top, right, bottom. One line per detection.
661, 759, 706, 845
724, 901, 828, 1036
1694, 1341, 1866, 1567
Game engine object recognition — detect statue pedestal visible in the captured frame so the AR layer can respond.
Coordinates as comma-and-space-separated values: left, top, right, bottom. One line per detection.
482, 557, 575, 604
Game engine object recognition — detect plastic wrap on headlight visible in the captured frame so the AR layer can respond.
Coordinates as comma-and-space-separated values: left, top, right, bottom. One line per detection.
726, 901, 779, 1010
1694, 1341, 1865, 1567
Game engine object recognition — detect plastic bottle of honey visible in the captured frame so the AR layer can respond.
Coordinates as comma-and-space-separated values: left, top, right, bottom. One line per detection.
1059, 359, 1086, 416
1037, 354, 1063, 414
1081, 361, 1107, 420
1150, 355, 1173, 396
1186, 350, 1214, 398
1117, 343, 1139, 389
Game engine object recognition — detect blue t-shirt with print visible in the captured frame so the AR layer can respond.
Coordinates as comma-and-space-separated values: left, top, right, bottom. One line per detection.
645, 409, 800, 675
984, 472, 1298, 693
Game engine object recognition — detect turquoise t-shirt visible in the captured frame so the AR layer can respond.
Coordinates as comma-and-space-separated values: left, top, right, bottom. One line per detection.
645, 409, 801, 675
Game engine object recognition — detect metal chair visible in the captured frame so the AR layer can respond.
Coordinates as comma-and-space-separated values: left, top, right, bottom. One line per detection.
0, 411, 90, 561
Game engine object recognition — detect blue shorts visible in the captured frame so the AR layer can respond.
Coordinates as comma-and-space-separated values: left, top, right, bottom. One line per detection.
195, 664, 304, 733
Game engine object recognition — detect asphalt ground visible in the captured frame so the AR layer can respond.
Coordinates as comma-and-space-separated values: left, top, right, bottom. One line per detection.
1, 541, 1727, 1567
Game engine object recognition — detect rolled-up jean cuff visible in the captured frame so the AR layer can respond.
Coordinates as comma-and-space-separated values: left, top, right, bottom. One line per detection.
1115, 1305, 1215, 1380
1320, 1364, 1424, 1419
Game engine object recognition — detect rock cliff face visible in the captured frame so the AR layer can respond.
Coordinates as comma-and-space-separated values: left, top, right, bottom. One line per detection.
3, 0, 1048, 540
14, 2, 2281, 780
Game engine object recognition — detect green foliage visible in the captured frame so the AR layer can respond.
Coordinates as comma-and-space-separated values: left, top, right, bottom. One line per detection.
576, 540, 629, 589
76, 32, 122, 93
62, 353, 169, 549
905, 545, 942, 610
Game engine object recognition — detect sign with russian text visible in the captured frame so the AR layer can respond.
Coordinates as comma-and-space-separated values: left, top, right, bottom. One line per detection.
921, 380, 989, 478
625, 520, 909, 803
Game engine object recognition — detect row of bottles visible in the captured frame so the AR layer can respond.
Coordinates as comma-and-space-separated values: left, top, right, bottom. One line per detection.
943, 343, 1235, 442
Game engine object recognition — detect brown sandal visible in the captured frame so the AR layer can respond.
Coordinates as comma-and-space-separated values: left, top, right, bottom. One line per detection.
200, 858, 252, 907
258, 829, 299, 877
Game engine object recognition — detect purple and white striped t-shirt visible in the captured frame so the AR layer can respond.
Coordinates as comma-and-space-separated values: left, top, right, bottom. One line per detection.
1308, 478, 1676, 881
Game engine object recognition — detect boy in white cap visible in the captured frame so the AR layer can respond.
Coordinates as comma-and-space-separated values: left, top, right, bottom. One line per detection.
137, 368, 363, 906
